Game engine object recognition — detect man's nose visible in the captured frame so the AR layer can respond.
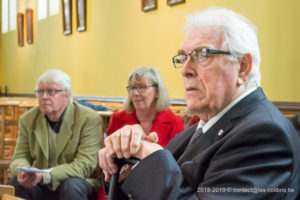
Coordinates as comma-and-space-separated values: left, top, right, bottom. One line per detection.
181, 57, 194, 78
41, 91, 49, 98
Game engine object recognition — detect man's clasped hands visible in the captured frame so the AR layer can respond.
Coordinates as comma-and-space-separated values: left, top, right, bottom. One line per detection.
98, 124, 163, 182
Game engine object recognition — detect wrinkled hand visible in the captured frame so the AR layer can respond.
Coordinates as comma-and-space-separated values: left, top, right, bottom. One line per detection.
17, 168, 43, 189
105, 124, 158, 159
134, 139, 163, 161
99, 147, 116, 182
98, 124, 162, 182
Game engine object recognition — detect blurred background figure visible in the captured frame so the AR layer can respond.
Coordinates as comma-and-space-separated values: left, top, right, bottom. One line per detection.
8, 69, 102, 200
107, 66, 184, 147
98, 67, 184, 200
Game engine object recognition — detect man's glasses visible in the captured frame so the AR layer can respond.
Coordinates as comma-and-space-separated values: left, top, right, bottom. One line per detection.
34, 89, 64, 97
126, 85, 157, 94
172, 47, 231, 69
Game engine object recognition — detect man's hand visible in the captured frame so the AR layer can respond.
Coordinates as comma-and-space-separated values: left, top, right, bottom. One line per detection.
17, 169, 43, 189
134, 140, 163, 160
105, 124, 158, 159
99, 124, 162, 182
99, 147, 117, 182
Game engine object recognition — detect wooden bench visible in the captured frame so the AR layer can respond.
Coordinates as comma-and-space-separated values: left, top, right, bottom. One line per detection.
0, 184, 25, 200
273, 101, 300, 118
0, 160, 10, 184
0, 101, 19, 159
0, 101, 21, 184
97, 111, 113, 146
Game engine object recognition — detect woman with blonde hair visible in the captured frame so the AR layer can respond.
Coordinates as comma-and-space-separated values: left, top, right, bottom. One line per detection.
98, 66, 184, 200
107, 66, 184, 147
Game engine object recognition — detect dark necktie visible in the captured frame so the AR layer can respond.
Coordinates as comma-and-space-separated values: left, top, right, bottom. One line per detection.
187, 128, 203, 148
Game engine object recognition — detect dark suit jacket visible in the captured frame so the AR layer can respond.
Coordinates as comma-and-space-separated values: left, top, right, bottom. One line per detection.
107, 109, 184, 148
121, 88, 300, 200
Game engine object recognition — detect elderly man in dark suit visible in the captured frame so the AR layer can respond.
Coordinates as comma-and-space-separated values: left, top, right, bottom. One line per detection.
99, 7, 300, 200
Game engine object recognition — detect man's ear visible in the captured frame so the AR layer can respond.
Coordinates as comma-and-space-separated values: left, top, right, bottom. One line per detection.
237, 53, 252, 85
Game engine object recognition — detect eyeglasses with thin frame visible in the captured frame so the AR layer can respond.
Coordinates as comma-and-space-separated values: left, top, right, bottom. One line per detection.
172, 47, 231, 69
34, 89, 64, 97
126, 84, 157, 94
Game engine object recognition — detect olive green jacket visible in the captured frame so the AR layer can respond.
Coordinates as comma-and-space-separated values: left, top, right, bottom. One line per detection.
9, 102, 102, 191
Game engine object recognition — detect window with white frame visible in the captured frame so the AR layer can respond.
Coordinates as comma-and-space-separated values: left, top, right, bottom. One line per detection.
2, 0, 8, 33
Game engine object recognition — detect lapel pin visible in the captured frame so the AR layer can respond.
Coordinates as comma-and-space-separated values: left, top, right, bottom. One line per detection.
217, 129, 224, 136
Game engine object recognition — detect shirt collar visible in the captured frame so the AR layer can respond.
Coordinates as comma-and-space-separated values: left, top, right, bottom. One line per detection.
45, 108, 66, 134
197, 87, 257, 133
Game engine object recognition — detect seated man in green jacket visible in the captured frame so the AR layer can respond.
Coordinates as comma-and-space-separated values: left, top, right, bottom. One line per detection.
8, 69, 102, 200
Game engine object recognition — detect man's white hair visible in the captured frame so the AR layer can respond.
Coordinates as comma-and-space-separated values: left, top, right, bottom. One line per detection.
184, 7, 261, 88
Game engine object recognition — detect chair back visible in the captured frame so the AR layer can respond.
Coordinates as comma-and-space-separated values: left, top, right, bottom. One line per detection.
0, 185, 14, 198
2, 194, 24, 200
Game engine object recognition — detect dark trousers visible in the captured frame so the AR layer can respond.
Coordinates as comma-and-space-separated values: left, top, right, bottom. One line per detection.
7, 176, 98, 200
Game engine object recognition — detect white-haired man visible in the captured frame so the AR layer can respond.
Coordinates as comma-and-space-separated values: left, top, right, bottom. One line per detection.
8, 69, 102, 200
99, 7, 300, 200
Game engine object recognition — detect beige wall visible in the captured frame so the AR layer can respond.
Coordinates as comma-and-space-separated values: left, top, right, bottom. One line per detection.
1, 0, 300, 101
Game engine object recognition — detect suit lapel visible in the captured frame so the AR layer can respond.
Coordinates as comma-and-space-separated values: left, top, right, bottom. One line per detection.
166, 125, 197, 161
56, 103, 74, 159
34, 112, 49, 160
173, 88, 267, 165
